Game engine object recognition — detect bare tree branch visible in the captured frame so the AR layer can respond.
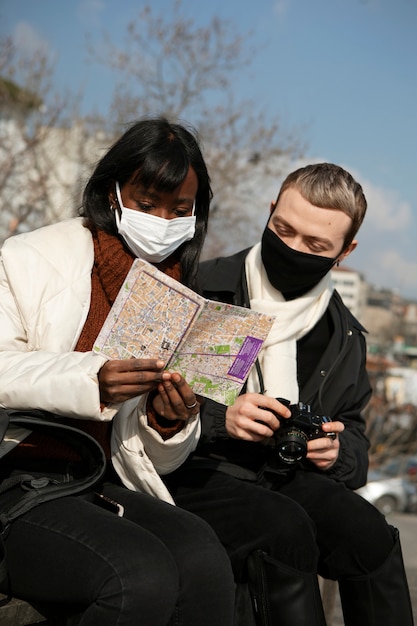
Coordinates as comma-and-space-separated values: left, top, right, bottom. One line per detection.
0, 38, 103, 241
89, 1, 305, 256
1, 3, 305, 256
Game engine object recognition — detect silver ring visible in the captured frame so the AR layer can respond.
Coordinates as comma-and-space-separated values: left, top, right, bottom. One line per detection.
185, 401, 198, 410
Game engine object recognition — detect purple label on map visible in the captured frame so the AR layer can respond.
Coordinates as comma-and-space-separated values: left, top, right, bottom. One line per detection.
227, 336, 263, 381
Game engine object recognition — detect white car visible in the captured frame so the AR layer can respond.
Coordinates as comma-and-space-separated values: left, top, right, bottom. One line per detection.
356, 456, 417, 515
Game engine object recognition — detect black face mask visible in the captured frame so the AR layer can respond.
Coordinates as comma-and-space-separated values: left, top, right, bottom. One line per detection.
261, 227, 337, 300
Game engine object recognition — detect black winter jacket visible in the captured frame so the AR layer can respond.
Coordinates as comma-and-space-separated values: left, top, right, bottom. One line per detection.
191, 248, 371, 490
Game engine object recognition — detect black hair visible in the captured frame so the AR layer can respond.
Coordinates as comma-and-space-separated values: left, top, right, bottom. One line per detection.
80, 117, 212, 289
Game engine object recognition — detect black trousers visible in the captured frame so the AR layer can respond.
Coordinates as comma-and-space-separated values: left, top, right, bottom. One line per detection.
164, 467, 395, 582
1, 481, 235, 626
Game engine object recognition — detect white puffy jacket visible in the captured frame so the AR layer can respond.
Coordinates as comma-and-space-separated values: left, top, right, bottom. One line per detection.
0, 218, 200, 503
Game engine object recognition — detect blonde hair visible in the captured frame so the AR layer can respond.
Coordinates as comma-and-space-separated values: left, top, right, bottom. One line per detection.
277, 163, 367, 247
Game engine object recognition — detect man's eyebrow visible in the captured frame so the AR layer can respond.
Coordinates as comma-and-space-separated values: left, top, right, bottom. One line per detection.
271, 215, 292, 229
305, 234, 334, 249
273, 216, 334, 249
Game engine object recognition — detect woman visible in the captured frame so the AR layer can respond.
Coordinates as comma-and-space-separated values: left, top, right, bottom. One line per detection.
0, 117, 235, 625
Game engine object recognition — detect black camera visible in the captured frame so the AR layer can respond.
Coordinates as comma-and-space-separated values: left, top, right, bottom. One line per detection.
272, 399, 335, 466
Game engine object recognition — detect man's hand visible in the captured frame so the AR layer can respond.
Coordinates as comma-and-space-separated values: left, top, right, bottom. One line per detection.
98, 358, 166, 403
225, 393, 291, 442
306, 420, 345, 471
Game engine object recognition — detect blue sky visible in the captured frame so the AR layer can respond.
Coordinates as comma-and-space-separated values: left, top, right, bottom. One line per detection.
1, 0, 417, 300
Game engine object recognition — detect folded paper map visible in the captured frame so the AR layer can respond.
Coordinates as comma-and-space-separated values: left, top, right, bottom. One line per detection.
93, 259, 274, 405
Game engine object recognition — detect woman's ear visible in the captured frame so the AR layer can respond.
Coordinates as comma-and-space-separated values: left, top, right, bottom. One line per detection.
108, 183, 117, 210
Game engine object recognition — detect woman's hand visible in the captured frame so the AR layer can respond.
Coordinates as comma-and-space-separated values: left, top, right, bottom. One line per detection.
98, 358, 166, 403
225, 394, 291, 442
152, 372, 201, 421
306, 420, 345, 471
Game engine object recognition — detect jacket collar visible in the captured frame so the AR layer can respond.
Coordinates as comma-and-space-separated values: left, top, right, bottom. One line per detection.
198, 247, 251, 299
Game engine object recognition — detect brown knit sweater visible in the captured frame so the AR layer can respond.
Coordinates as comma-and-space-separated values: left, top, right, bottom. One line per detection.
10, 224, 184, 463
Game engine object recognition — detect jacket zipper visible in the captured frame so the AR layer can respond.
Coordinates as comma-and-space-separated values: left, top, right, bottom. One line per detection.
247, 549, 270, 624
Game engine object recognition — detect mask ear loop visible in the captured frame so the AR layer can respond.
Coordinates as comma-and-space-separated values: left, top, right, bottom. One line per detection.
113, 181, 126, 219
111, 182, 123, 229
115, 181, 124, 209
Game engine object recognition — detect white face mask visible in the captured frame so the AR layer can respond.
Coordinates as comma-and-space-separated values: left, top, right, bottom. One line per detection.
114, 182, 196, 263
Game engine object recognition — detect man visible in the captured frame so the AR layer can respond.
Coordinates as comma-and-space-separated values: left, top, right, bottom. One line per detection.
164, 163, 414, 626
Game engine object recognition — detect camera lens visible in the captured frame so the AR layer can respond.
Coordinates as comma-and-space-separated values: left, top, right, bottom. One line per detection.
276, 429, 308, 464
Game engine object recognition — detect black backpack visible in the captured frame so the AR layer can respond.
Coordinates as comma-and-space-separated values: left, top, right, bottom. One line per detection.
0, 408, 107, 594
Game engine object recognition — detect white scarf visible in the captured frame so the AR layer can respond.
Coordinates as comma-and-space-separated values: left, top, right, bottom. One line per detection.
245, 243, 334, 403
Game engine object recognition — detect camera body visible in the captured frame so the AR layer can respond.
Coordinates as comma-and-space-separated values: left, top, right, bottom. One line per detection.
272, 399, 335, 466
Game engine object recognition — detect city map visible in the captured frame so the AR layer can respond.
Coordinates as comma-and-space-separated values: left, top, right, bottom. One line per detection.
93, 259, 274, 405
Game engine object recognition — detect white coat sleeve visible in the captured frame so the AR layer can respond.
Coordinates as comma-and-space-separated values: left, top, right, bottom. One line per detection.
0, 348, 115, 419
0, 224, 116, 420
111, 395, 201, 503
